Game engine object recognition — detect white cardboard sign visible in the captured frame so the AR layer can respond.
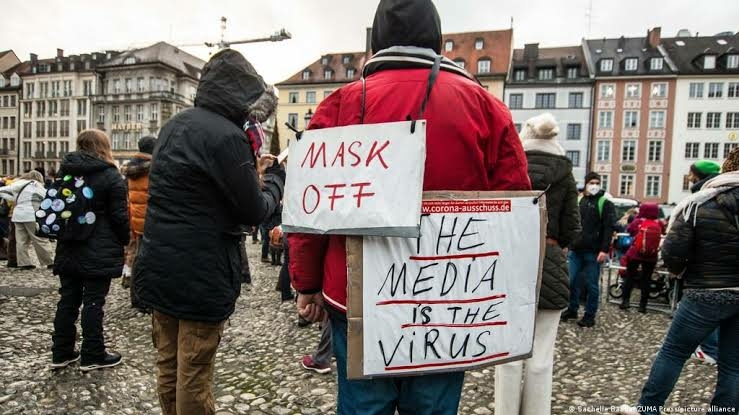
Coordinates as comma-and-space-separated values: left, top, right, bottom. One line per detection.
358, 196, 543, 377
282, 121, 426, 237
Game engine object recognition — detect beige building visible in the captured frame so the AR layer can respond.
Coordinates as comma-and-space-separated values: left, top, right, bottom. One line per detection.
0, 50, 22, 176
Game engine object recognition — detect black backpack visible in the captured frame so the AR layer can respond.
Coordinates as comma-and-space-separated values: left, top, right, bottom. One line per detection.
35, 174, 97, 241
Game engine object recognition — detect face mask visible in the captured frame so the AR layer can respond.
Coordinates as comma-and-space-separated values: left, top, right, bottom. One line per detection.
586, 184, 601, 195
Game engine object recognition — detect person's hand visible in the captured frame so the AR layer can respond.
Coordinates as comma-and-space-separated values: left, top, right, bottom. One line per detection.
257, 154, 277, 175
297, 293, 325, 322
597, 252, 609, 263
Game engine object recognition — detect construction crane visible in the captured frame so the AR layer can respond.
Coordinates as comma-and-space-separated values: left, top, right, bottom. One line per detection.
177, 17, 291, 51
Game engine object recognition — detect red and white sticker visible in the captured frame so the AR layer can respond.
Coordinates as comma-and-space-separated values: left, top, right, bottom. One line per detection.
421, 199, 512, 214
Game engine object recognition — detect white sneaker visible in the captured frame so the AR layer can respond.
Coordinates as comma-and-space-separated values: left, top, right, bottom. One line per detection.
617, 404, 640, 415
693, 346, 717, 365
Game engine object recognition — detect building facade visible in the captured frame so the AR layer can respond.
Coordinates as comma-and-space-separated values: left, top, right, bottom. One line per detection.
94, 42, 204, 164
584, 28, 678, 203
0, 51, 22, 176
663, 34, 739, 202
505, 44, 593, 184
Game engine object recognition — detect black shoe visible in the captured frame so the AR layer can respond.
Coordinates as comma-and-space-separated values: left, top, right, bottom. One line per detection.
261, 257, 270, 263
79, 351, 122, 372
50, 351, 80, 370
298, 315, 312, 327
638, 306, 647, 314
6, 261, 17, 268
46, 264, 54, 270
561, 309, 578, 321
19, 265, 36, 270
619, 302, 630, 310
577, 316, 596, 328
241, 273, 252, 284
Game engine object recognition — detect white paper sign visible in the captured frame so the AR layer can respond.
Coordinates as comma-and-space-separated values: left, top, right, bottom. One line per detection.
360, 197, 542, 376
282, 121, 426, 237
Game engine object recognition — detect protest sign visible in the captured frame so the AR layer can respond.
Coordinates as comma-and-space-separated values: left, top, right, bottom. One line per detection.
282, 120, 426, 237
346, 191, 546, 378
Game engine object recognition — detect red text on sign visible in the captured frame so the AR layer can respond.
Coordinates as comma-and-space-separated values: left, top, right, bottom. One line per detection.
300, 140, 390, 169
301, 182, 377, 214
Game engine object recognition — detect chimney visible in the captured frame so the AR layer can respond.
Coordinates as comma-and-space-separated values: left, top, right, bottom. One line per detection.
57, 48, 64, 58
647, 27, 662, 48
30, 53, 38, 63
366, 27, 373, 55
523, 43, 539, 60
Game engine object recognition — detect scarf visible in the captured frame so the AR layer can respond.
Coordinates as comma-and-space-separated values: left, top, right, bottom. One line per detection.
668, 171, 739, 231
243, 120, 265, 158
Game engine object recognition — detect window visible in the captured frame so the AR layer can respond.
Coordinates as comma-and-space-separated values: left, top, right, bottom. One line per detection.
477, 59, 491, 74
514, 69, 526, 81
704, 55, 716, 69
704, 142, 720, 159
302, 70, 310, 80
649, 111, 666, 129
77, 100, 87, 116
600, 84, 615, 99
10, 96, 15, 107
36, 101, 45, 117
601, 174, 610, 192
124, 105, 132, 122
596, 140, 611, 162
727, 55, 739, 69
689, 82, 704, 98
566, 124, 581, 140
60, 120, 69, 137
453, 59, 465, 69
63, 80, 72, 97
23, 122, 31, 138
137, 78, 145, 92
619, 174, 635, 196
60, 100, 70, 117
706, 112, 721, 129
324, 90, 333, 98
48, 121, 57, 138
306, 91, 316, 104
26, 83, 35, 99
648, 140, 663, 162
76, 120, 86, 134
513, 123, 521, 132
323, 70, 333, 80
1, 117, 6, 129
600, 59, 613, 72
287, 113, 298, 127
566, 151, 580, 166
1, 96, 7, 106
48, 101, 58, 116
650, 58, 664, 71
687, 112, 702, 128
568, 92, 583, 108
566, 67, 578, 79
598, 111, 614, 129
97, 106, 105, 123
321, 57, 328, 65
726, 112, 739, 129
724, 143, 739, 158
625, 84, 641, 99
651, 83, 667, 98
624, 58, 638, 71
9, 117, 14, 130
114, 79, 121, 94
475, 39, 483, 50
111, 106, 120, 123
83, 81, 92, 96
685, 142, 700, 159
288, 92, 298, 103
342, 56, 350, 64
646, 176, 661, 197
534, 93, 556, 109
622, 140, 637, 162
537, 68, 553, 80
124, 57, 136, 65
728, 82, 739, 98
624, 111, 639, 129
508, 94, 523, 109
23, 102, 31, 117
150, 104, 159, 121
136, 105, 144, 122
708, 82, 723, 98
346, 68, 355, 78
445, 40, 453, 52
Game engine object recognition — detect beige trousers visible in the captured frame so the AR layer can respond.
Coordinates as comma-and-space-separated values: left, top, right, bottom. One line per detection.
14, 221, 53, 267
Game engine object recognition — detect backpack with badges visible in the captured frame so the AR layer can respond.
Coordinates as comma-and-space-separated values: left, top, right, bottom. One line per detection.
35, 174, 97, 241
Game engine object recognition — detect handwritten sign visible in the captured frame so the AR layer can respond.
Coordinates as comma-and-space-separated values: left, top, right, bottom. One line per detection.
282, 121, 426, 237
346, 192, 545, 378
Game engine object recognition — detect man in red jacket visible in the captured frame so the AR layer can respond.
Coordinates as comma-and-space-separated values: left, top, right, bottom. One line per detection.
288, 0, 531, 412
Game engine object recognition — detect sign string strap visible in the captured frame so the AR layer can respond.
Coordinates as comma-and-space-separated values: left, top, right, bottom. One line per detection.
532, 184, 551, 205
410, 55, 442, 134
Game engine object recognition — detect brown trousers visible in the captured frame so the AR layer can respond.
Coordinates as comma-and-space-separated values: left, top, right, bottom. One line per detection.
152, 311, 225, 415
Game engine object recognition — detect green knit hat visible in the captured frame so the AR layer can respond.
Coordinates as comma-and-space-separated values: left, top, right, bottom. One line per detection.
690, 160, 721, 179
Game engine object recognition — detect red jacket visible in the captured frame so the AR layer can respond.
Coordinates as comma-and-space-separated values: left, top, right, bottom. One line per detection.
288, 68, 531, 312
625, 203, 665, 262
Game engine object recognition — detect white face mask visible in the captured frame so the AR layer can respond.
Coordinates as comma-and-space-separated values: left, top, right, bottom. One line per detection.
586, 184, 601, 195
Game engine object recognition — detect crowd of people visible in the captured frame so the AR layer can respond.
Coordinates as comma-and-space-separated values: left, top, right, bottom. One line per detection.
0, 0, 736, 414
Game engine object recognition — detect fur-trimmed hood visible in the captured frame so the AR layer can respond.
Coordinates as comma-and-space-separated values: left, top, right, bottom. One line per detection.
122, 153, 152, 179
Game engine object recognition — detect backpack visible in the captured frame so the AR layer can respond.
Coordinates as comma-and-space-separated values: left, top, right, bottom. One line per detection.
35, 174, 97, 241
632, 219, 662, 257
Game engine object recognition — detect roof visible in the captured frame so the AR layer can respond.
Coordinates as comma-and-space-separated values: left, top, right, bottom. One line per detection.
584, 36, 675, 77
442, 29, 513, 77
661, 34, 739, 75
0, 50, 12, 59
0, 62, 27, 91
99, 42, 205, 80
509, 44, 590, 83
276, 51, 368, 86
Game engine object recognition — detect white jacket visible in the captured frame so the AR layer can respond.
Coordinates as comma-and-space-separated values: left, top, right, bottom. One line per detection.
0, 179, 47, 223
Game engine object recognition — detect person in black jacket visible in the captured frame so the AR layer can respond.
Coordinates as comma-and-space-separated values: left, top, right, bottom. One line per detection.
133, 49, 284, 415
50, 129, 130, 372
562, 171, 616, 328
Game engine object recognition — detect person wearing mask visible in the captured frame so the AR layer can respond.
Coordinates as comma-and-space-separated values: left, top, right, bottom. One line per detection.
288, 1, 531, 412
619, 148, 739, 415
50, 129, 130, 371
620, 203, 664, 313
0, 170, 53, 270
494, 113, 581, 415
134, 49, 284, 415
561, 172, 616, 327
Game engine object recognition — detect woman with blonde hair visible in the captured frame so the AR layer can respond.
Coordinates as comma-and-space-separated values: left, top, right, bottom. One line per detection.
49, 129, 130, 371
0, 170, 53, 269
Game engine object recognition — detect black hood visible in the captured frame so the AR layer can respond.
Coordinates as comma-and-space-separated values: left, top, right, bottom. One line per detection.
60, 151, 115, 175
525, 151, 574, 189
371, 0, 442, 54
194, 49, 277, 127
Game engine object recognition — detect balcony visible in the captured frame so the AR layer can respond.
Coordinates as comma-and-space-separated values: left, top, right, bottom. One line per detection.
34, 151, 45, 158
47, 151, 57, 158
0, 149, 8, 156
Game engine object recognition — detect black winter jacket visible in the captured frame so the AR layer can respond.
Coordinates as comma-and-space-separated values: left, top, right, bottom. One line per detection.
571, 190, 615, 253
134, 50, 284, 322
53, 152, 130, 278
662, 186, 739, 290
526, 151, 582, 309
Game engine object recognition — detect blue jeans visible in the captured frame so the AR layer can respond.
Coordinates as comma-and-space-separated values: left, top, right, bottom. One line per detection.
330, 314, 465, 415
638, 297, 739, 415
567, 251, 601, 318
700, 328, 720, 360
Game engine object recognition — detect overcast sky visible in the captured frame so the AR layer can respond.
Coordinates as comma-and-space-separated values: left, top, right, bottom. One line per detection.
4, 0, 738, 85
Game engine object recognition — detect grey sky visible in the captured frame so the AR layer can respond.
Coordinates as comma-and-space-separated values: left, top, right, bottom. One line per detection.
3, 0, 738, 85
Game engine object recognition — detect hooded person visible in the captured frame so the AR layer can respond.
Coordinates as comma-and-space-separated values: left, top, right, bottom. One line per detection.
689, 159, 721, 193
494, 113, 581, 415
287, 0, 531, 413
133, 49, 285, 415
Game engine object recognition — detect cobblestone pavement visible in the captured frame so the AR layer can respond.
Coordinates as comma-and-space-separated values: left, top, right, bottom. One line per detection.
0, 242, 717, 415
